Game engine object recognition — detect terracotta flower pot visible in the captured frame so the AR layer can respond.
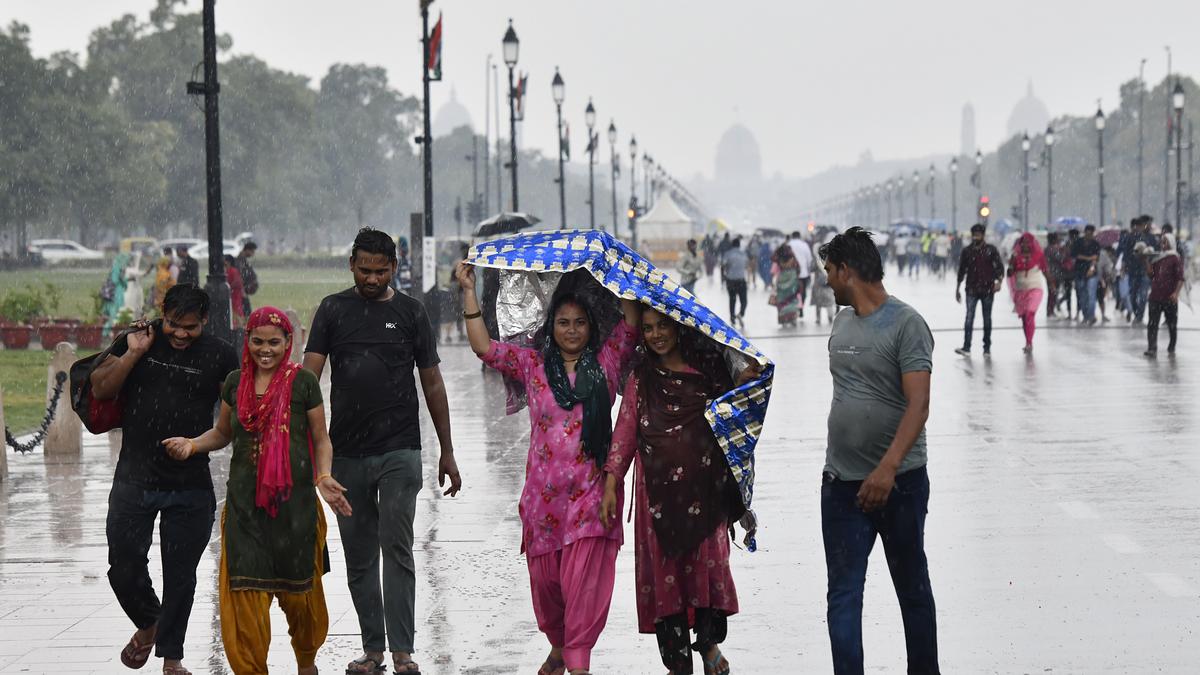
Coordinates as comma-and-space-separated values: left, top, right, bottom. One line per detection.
74, 323, 104, 349
0, 325, 35, 350
38, 322, 75, 350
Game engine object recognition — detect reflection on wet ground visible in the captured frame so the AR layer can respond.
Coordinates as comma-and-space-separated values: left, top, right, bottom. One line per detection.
1, 273, 1197, 673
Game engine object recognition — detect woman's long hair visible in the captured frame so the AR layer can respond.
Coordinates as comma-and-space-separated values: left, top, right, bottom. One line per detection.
638, 307, 734, 393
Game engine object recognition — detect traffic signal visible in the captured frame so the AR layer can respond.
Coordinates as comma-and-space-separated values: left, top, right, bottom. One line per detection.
978, 195, 991, 224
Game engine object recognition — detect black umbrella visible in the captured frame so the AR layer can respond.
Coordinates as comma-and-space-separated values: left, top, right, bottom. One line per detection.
474, 212, 541, 238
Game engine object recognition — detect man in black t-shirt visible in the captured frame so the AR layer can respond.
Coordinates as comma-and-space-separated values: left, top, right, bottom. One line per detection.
304, 227, 462, 675
89, 284, 237, 674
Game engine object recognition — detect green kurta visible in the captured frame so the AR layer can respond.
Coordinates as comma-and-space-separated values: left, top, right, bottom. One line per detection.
221, 368, 326, 593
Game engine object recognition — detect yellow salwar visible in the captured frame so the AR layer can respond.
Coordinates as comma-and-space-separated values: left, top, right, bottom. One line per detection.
219, 504, 330, 675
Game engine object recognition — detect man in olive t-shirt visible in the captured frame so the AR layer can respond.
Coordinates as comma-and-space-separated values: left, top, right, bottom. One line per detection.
817, 227, 940, 675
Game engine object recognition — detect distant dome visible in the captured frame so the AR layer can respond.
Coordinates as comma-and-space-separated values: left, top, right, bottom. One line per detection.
1007, 80, 1050, 139
715, 123, 762, 183
432, 87, 473, 137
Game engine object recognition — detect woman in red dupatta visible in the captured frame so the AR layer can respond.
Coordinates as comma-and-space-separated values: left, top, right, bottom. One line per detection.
600, 306, 759, 675
164, 307, 351, 675
1008, 232, 1050, 353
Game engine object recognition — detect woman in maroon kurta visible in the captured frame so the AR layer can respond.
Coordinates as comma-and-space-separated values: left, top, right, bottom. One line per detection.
601, 307, 757, 675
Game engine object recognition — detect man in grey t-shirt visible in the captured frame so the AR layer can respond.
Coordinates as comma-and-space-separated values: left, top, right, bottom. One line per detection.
817, 227, 940, 675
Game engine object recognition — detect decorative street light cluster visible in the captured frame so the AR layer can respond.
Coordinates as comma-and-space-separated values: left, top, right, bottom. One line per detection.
500, 18, 661, 236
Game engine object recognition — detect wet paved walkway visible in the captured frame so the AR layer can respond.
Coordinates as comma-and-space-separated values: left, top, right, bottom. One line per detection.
2, 271, 1198, 673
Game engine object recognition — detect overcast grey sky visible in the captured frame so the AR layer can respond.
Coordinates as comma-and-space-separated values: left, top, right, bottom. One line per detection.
5, 1, 1199, 181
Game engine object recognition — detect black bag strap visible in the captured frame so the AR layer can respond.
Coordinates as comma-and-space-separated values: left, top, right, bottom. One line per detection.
69, 320, 154, 411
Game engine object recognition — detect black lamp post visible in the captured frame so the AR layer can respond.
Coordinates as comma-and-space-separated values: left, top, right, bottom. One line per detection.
1045, 125, 1055, 225
643, 154, 653, 210
1138, 58, 1146, 215
874, 184, 882, 229
885, 180, 893, 224
929, 164, 936, 222
629, 135, 638, 248
502, 19, 519, 211
585, 99, 596, 229
974, 149, 983, 202
187, 0, 231, 342
552, 68, 566, 228
911, 170, 919, 221
1096, 107, 1106, 228
1021, 132, 1031, 231
1174, 82, 1185, 233
608, 120, 618, 235
950, 157, 958, 231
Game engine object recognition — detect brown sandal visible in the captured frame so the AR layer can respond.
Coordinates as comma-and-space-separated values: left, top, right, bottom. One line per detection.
119, 632, 153, 669
345, 656, 386, 674
161, 665, 192, 675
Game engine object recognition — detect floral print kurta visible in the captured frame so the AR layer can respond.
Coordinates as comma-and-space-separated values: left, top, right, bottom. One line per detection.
605, 372, 739, 633
481, 321, 638, 558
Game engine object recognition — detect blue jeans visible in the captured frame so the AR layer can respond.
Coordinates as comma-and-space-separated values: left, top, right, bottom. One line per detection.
822, 467, 939, 675
962, 293, 993, 351
1128, 272, 1150, 321
1075, 275, 1099, 322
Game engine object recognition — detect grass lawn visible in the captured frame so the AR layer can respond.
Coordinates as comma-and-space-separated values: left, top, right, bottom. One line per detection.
0, 265, 350, 328
1, 264, 353, 435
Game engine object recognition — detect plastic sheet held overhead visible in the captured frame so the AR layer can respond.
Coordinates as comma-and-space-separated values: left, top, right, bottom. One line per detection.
468, 229, 774, 550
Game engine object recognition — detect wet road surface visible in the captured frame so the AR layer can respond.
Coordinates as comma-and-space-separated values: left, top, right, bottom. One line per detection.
1, 271, 1197, 673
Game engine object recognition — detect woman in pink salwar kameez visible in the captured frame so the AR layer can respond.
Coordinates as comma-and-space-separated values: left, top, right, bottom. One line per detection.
457, 262, 640, 675
601, 306, 758, 675
1008, 232, 1049, 353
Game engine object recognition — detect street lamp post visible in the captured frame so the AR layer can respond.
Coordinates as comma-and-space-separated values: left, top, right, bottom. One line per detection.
1045, 125, 1055, 225
911, 170, 919, 221
608, 121, 618, 235
419, 1, 434, 241
878, 183, 888, 228
1021, 132, 1031, 231
1096, 107, 1106, 228
1165, 46, 1173, 223
950, 158, 958, 231
502, 20, 520, 211
1138, 58, 1146, 215
974, 149, 983, 202
552, 68, 566, 228
885, 180, 893, 225
643, 154, 652, 210
585, 99, 596, 229
929, 164, 936, 222
629, 136, 639, 248
1174, 82, 1185, 233
187, 0, 231, 342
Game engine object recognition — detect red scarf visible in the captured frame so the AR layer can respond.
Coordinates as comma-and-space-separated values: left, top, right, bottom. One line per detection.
1011, 232, 1047, 273
237, 307, 300, 518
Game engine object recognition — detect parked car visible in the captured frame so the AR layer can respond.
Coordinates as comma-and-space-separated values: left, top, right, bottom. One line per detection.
188, 239, 240, 260
28, 239, 105, 264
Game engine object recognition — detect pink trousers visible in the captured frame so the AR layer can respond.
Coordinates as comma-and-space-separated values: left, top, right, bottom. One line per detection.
527, 537, 620, 671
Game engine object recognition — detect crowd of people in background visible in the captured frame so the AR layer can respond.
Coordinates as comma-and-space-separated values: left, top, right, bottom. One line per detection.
692, 214, 1189, 358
